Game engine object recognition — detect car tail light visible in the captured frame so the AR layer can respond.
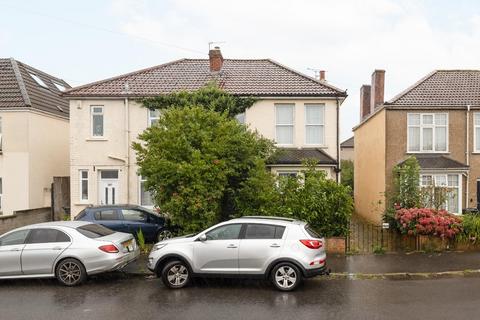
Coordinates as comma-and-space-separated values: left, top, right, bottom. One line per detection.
99, 244, 119, 253
300, 239, 323, 249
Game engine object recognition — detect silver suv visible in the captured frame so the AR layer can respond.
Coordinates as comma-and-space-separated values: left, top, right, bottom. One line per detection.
147, 216, 327, 291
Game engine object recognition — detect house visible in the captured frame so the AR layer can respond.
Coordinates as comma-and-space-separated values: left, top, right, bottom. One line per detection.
64, 47, 347, 217
0, 58, 70, 215
340, 136, 354, 161
354, 69, 480, 223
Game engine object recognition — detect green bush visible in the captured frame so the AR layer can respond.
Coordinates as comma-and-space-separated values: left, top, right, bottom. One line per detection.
458, 214, 480, 244
340, 160, 354, 192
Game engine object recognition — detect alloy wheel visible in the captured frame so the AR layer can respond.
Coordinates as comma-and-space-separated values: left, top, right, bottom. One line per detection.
274, 266, 297, 290
166, 264, 189, 287
58, 261, 82, 285
157, 230, 173, 242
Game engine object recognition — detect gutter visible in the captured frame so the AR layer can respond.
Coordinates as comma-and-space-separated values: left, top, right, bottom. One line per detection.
125, 98, 130, 203
336, 96, 340, 183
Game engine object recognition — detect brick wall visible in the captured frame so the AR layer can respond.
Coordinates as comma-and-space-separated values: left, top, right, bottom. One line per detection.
0, 207, 52, 235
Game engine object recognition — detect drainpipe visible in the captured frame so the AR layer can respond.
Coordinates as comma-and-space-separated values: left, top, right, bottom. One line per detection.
466, 105, 471, 210
125, 97, 130, 203
336, 96, 340, 183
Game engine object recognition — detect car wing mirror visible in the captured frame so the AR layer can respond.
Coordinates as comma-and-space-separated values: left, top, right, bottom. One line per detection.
198, 234, 207, 242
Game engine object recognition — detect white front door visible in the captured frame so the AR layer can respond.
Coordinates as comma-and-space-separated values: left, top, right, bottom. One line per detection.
98, 170, 119, 205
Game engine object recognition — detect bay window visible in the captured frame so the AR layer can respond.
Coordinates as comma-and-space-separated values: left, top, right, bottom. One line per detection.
407, 113, 447, 152
420, 173, 460, 214
275, 104, 294, 145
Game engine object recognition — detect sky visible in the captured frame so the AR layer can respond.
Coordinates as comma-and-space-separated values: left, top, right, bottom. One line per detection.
1, 0, 480, 140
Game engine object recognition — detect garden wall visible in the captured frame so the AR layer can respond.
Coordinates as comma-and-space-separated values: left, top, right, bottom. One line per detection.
0, 207, 52, 235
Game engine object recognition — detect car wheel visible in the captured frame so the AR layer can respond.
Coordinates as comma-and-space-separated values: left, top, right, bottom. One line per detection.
271, 262, 302, 291
161, 260, 190, 289
157, 229, 173, 242
56, 258, 87, 287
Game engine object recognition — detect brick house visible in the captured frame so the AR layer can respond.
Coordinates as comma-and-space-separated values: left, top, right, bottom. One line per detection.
64, 48, 347, 217
354, 69, 480, 223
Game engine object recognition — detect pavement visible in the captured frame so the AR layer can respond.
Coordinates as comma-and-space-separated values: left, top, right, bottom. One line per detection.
1, 274, 479, 320
123, 251, 480, 279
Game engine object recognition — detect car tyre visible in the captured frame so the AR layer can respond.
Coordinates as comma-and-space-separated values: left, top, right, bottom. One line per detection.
271, 262, 302, 291
161, 260, 190, 289
157, 229, 173, 242
56, 258, 87, 287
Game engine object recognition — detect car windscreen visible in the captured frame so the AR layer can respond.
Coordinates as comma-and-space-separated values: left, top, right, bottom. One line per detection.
76, 224, 115, 238
304, 224, 322, 238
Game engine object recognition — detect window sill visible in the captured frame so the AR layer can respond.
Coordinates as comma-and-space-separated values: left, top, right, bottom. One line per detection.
74, 202, 92, 206
406, 151, 450, 154
86, 138, 108, 142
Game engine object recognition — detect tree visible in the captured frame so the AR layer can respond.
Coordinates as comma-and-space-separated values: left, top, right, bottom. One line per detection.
340, 160, 354, 192
391, 156, 422, 209
138, 82, 257, 118
133, 106, 275, 233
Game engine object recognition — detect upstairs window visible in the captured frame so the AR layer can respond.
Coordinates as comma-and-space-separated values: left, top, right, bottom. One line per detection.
474, 113, 480, 152
275, 104, 294, 145
407, 113, 447, 152
29, 73, 48, 88
53, 82, 67, 92
91, 106, 104, 137
148, 109, 161, 127
305, 104, 325, 145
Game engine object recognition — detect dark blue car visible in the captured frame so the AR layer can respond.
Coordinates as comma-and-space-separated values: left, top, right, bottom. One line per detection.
74, 205, 172, 243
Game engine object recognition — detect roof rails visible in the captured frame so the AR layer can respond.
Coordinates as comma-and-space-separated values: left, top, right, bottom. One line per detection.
238, 216, 296, 222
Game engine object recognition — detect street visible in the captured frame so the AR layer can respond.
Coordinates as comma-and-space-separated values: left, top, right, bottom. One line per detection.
1, 273, 479, 320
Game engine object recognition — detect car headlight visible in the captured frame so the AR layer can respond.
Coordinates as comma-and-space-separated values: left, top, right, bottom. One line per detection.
152, 243, 167, 251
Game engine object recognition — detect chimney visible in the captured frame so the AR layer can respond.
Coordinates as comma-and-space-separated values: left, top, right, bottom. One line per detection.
319, 70, 326, 81
360, 85, 371, 120
209, 46, 223, 72
370, 70, 385, 110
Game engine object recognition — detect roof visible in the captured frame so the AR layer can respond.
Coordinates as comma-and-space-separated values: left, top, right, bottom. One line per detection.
269, 148, 337, 165
64, 59, 347, 98
341, 136, 354, 148
15, 221, 90, 230
229, 216, 305, 226
0, 58, 70, 117
399, 155, 468, 170
386, 70, 480, 108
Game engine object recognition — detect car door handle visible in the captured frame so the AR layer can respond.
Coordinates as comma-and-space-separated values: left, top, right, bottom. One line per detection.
52, 247, 63, 251
227, 244, 238, 249
270, 244, 281, 248
10, 248, 21, 252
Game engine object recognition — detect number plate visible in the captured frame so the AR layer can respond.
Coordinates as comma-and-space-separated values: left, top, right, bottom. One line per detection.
122, 240, 134, 252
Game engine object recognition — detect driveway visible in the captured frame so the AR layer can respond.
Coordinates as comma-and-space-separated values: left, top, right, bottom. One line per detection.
0, 273, 477, 320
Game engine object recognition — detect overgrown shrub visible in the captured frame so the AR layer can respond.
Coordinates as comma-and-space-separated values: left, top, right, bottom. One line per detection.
395, 208, 462, 239
458, 214, 480, 244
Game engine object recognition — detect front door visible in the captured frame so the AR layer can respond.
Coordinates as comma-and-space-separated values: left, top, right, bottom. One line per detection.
99, 170, 119, 205
193, 223, 242, 274
0, 230, 30, 276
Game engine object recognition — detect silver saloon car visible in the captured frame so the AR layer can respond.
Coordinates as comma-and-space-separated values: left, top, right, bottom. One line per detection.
0, 221, 140, 286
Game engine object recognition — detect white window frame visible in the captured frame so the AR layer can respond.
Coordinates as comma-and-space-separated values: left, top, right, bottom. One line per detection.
91, 106, 104, 138
79, 170, 89, 202
474, 113, 480, 152
0, 177, 2, 211
275, 104, 295, 146
53, 82, 67, 92
304, 104, 325, 145
420, 173, 461, 214
148, 109, 161, 127
277, 171, 299, 178
138, 176, 154, 209
407, 113, 448, 153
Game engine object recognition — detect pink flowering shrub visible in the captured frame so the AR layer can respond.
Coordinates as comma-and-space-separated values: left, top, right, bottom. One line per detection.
395, 208, 462, 239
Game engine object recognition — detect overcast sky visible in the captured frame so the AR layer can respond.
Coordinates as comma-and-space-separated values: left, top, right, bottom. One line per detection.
1, 0, 480, 140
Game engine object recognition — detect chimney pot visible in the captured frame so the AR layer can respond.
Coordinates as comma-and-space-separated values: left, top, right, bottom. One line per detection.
319, 70, 326, 81
209, 47, 224, 72
370, 70, 385, 111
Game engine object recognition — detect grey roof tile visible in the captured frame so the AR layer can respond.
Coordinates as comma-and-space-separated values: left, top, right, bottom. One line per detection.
400, 155, 468, 170
269, 148, 337, 165
64, 59, 346, 98
341, 136, 354, 148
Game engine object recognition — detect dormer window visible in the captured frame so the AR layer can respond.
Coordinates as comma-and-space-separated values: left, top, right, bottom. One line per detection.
29, 73, 48, 88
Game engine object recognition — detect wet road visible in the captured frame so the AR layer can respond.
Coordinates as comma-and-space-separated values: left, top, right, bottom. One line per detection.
1, 274, 479, 320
